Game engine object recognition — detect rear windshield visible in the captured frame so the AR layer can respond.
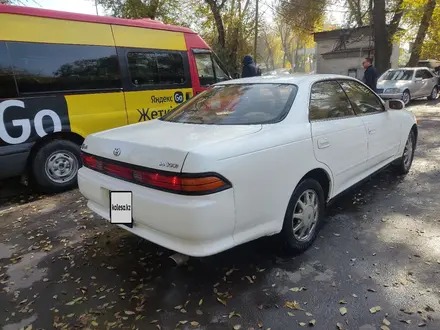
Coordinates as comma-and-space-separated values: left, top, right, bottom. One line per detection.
160, 83, 297, 125
381, 70, 414, 81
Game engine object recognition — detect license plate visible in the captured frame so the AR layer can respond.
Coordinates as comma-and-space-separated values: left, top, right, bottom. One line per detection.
109, 191, 133, 228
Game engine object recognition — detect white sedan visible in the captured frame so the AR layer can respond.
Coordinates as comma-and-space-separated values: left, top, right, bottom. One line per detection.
78, 74, 418, 257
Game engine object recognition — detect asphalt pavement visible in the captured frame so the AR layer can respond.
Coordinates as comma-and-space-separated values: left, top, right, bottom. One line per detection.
1, 100, 439, 330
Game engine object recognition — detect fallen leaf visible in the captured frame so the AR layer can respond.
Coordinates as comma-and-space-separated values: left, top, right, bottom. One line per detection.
418, 323, 427, 327
340, 307, 347, 316
370, 306, 382, 314
257, 321, 263, 328
368, 288, 377, 292
217, 297, 227, 306
334, 233, 341, 237
287, 312, 295, 317
91, 321, 98, 327
380, 326, 390, 330
285, 301, 303, 310
244, 276, 254, 284
229, 311, 241, 319
336, 323, 344, 330
383, 318, 391, 326
289, 287, 306, 292
339, 300, 347, 304
196, 309, 203, 315
190, 321, 200, 327
199, 299, 203, 306
174, 305, 183, 310
309, 319, 316, 326
299, 322, 306, 327
233, 325, 242, 330
150, 320, 158, 324
124, 311, 135, 315
400, 320, 411, 324
305, 312, 313, 316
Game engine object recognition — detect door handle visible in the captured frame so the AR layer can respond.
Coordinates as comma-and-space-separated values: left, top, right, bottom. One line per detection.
317, 138, 330, 149
368, 128, 376, 135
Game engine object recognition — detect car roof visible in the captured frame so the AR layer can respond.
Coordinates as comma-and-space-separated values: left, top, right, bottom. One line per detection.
216, 73, 359, 86
390, 67, 428, 70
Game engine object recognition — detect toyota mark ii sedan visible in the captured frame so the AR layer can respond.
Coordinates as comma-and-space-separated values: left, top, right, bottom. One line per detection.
78, 74, 418, 257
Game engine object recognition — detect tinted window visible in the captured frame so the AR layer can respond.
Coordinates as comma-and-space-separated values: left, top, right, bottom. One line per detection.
309, 81, 355, 120
127, 51, 185, 86
7, 42, 121, 94
0, 42, 18, 99
381, 69, 414, 81
161, 83, 297, 125
339, 80, 384, 114
422, 70, 433, 79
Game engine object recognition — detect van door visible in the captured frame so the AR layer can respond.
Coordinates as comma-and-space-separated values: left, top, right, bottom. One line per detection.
190, 49, 231, 95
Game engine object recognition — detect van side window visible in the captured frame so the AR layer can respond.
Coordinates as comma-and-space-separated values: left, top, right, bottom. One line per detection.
127, 51, 186, 86
0, 42, 18, 99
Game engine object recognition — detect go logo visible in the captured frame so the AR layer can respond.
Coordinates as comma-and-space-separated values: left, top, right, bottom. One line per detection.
174, 91, 184, 104
0, 99, 63, 145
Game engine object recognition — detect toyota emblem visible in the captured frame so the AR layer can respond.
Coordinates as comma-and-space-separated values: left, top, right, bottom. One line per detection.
113, 148, 121, 156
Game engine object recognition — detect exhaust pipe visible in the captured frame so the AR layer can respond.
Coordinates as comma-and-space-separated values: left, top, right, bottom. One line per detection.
169, 253, 190, 266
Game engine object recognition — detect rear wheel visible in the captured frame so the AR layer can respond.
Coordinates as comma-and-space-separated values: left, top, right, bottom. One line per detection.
280, 179, 325, 253
393, 130, 415, 175
32, 139, 82, 193
402, 90, 411, 105
428, 86, 438, 100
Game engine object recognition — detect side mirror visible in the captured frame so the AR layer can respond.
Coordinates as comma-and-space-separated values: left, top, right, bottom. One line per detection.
386, 99, 405, 110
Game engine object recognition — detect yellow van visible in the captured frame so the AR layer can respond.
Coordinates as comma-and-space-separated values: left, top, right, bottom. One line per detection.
0, 4, 231, 192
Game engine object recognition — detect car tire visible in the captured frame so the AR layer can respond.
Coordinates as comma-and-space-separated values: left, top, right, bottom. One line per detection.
427, 86, 438, 100
402, 90, 411, 105
32, 139, 82, 194
393, 130, 416, 175
280, 178, 325, 254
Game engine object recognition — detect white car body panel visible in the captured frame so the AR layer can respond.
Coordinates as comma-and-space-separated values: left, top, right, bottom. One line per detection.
78, 74, 418, 257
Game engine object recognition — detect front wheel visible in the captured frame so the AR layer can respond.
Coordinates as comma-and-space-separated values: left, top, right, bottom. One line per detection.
402, 90, 411, 105
280, 179, 325, 254
393, 130, 416, 175
32, 139, 82, 193
428, 86, 438, 100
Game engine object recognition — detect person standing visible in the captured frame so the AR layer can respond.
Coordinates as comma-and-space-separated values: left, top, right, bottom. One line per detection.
241, 55, 258, 78
362, 58, 378, 92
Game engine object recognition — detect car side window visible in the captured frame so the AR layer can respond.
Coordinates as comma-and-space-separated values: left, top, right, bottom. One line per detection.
422, 70, 433, 79
415, 70, 423, 79
338, 80, 384, 115
309, 81, 355, 121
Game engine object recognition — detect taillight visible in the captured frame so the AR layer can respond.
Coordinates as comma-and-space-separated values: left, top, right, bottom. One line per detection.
81, 152, 230, 195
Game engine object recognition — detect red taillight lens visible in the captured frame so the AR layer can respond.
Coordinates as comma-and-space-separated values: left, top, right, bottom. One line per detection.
81, 153, 230, 195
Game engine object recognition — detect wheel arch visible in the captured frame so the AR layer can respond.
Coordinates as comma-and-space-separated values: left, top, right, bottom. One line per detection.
298, 168, 332, 202
26, 131, 85, 171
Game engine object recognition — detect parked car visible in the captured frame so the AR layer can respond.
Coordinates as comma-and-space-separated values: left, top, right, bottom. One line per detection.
377, 67, 439, 105
78, 74, 418, 257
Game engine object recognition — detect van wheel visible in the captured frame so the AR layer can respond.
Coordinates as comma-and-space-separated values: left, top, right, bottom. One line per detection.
280, 179, 325, 253
393, 130, 415, 175
428, 86, 438, 100
32, 140, 82, 193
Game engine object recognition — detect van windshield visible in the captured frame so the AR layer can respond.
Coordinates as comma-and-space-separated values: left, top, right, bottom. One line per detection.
160, 83, 297, 125
381, 70, 414, 81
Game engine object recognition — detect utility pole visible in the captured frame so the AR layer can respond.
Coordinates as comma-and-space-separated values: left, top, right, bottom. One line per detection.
254, 0, 259, 63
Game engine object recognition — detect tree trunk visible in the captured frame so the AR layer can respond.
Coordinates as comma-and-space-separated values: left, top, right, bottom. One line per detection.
385, 0, 404, 68
205, 0, 226, 48
407, 0, 437, 66
372, 0, 388, 75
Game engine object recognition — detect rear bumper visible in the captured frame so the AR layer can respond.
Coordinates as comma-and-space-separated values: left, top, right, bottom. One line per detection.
78, 167, 236, 257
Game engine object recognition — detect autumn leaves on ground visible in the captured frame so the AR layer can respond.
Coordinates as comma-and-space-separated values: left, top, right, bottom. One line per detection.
1, 101, 440, 330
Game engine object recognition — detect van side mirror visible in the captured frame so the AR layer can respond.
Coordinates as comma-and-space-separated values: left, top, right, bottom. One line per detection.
386, 99, 405, 110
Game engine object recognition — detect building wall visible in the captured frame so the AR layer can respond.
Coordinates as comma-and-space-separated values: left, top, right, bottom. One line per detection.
315, 36, 400, 79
